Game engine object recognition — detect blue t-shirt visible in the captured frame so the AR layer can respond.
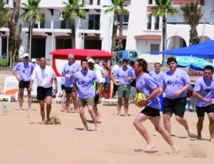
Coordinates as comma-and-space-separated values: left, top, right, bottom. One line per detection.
149, 70, 164, 87
62, 62, 81, 87
164, 68, 190, 99
73, 70, 99, 99
193, 76, 214, 107
136, 73, 161, 110
13, 62, 35, 81
114, 66, 135, 85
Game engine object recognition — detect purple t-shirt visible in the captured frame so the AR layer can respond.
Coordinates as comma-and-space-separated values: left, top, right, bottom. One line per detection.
73, 70, 99, 99
193, 76, 214, 107
114, 66, 135, 85
164, 68, 190, 99
13, 62, 35, 81
136, 73, 161, 110
62, 62, 81, 87
149, 70, 164, 87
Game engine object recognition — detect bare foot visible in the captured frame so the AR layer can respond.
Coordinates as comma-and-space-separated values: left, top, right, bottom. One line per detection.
210, 138, 214, 142
197, 135, 202, 140
172, 146, 180, 154
144, 143, 156, 152
94, 128, 101, 132
188, 131, 197, 138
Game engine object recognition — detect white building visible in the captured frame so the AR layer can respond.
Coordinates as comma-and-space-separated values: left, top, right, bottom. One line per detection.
0, 0, 213, 62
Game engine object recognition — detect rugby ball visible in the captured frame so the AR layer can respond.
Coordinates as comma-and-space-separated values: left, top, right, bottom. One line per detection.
135, 93, 146, 108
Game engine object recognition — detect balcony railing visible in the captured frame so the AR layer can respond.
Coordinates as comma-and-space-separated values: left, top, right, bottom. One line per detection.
22, 20, 100, 31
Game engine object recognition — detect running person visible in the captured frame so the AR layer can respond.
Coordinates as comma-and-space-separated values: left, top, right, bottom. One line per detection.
133, 58, 180, 154
193, 65, 214, 142
73, 59, 100, 131
163, 57, 196, 138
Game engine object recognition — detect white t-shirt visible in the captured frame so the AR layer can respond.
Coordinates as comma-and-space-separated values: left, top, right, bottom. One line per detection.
94, 68, 104, 83
31, 65, 56, 88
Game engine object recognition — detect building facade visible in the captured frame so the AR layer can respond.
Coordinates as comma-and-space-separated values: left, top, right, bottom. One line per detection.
0, 0, 213, 60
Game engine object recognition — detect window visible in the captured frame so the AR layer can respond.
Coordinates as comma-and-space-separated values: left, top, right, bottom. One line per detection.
154, 16, 159, 30
117, 14, 129, 25
97, 0, 100, 5
90, 0, 93, 5
88, 15, 100, 30
147, 14, 152, 30
148, 0, 153, 5
151, 44, 160, 51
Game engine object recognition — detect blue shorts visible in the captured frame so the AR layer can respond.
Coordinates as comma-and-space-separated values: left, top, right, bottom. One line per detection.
37, 86, 52, 101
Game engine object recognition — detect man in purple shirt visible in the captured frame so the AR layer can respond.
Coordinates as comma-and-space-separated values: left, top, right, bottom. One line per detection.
62, 54, 81, 113
133, 58, 180, 154
112, 59, 136, 116
149, 62, 165, 111
12, 53, 35, 110
73, 59, 100, 131
163, 57, 196, 138
193, 65, 214, 142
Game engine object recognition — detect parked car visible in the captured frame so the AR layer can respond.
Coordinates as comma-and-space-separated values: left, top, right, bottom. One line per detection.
115, 50, 138, 62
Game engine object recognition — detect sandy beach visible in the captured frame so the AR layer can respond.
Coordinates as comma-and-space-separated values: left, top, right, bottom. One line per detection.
0, 74, 214, 164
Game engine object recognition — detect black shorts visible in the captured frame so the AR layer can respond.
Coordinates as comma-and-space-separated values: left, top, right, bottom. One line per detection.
163, 97, 186, 117
19, 81, 30, 89
61, 85, 65, 90
141, 106, 160, 117
94, 94, 99, 104
113, 84, 118, 92
37, 86, 53, 101
64, 87, 76, 94
195, 104, 214, 117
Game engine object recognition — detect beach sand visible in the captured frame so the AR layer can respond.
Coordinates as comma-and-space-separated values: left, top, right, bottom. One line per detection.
0, 75, 214, 164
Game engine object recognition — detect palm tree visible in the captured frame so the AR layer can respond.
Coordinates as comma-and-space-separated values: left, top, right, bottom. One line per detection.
151, 0, 177, 63
0, 0, 10, 28
62, 0, 86, 48
21, 0, 45, 55
7, 0, 22, 67
180, 1, 202, 45
104, 0, 128, 52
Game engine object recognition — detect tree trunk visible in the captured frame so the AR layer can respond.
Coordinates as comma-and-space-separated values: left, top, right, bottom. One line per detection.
8, 0, 21, 68
162, 14, 167, 64
189, 26, 199, 45
116, 14, 123, 51
71, 20, 76, 48
111, 15, 118, 52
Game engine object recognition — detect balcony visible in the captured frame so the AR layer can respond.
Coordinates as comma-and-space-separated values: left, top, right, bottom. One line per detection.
21, 20, 101, 34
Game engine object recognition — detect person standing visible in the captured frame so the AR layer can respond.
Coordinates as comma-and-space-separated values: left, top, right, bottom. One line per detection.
62, 54, 81, 113
111, 59, 122, 98
193, 65, 214, 142
12, 53, 35, 110
163, 57, 196, 138
112, 59, 136, 116
133, 58, 180, 154
73, 59, 100, 131
29, 57, 57, 124
149, 62, 165, 111
88, 58, 104, 121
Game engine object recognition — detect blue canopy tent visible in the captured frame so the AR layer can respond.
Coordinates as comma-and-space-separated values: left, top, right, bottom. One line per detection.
151, 40, 214, 58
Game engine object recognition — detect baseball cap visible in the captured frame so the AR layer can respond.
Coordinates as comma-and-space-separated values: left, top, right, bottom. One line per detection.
23, 53, 29, 58
32, 58, 37, 63
88, 58, 95, 63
